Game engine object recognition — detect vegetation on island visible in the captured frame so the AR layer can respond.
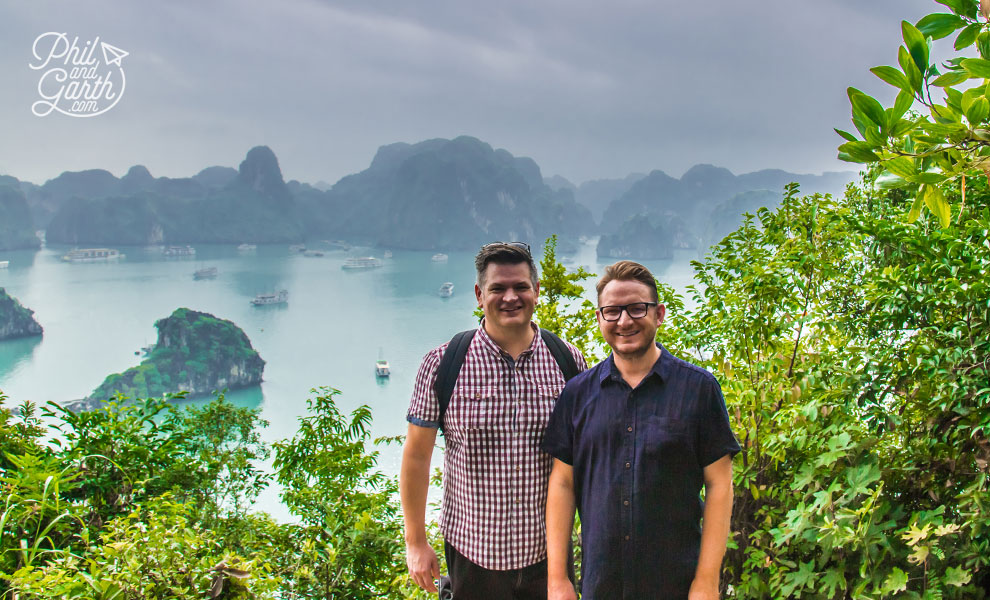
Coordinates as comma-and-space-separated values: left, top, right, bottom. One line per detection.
0, 185, 40, 251
87, 308, 264, 404
0, 289, 43, 341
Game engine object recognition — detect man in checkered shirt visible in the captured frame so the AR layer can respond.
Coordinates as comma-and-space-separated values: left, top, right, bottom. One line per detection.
400, 242, 586, 600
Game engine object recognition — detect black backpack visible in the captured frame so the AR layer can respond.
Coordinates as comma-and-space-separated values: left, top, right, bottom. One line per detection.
433, 328, 579, 433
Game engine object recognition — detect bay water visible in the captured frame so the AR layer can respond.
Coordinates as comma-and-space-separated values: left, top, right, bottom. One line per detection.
0, 239, 698, 519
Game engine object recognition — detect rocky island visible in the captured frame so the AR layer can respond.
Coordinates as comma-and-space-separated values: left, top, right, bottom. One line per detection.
0, 289, 43, 340
80, 308, 264, 408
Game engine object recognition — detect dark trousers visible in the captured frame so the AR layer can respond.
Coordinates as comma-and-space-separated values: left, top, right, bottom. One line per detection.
444, 542, 548, 600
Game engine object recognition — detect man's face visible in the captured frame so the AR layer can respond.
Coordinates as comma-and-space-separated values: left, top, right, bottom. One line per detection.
597, 279, 665, 359
475, 262, 539, 330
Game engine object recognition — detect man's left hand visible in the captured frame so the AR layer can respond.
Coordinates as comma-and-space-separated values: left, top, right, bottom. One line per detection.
687, 576, 719, 600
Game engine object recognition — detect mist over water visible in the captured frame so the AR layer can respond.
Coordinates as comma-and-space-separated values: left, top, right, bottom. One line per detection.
0, 239, 698, 519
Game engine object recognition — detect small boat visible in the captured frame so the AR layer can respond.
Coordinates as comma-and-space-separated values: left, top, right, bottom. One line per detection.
251, 289, 288, 306
193, 266, 218, 280
341, 257, 383, 270
375, 359, 391, 377
289, 244, 306, 253
162, 245, 196, 257
439, 282, 454, 298
237, 243, 257, 253
0, 260, 8, 269
62, 248, 124, 262
431, 253, 448, 263
303, 250, 325, 257
383, 250, 393, 259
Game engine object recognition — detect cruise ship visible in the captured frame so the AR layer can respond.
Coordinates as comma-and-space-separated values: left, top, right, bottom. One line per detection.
341, 257, 383, 270
62, 248, 124, 262
439, 282, 454, 297
193, 267, 218, 280
162, 245, 196, 257
431, 253, 448, 263
251, 290, 289, 306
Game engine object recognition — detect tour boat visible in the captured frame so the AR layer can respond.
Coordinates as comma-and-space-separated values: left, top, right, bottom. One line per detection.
439, 282, 454, 298
431, 253, 448, 263
341, 257, 383, 270
251, 289, 289, 305
193, 267, 218, 280
62, 248, 124, 262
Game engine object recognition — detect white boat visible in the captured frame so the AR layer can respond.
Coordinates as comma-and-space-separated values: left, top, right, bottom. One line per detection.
237, 243, 257, 253
289, 244, 306, 253
383, 250, 393, 259
303, 250, 325, 257
0, 260, 8, 269
162, 245, 196, 257
439, 282, 454, 298
251, 289, 288, 306
341, 257, 383, 270
431, 253, 448, 263
62, 248, 124, 262
375, 359, 391, 377
193, 266, 218, 280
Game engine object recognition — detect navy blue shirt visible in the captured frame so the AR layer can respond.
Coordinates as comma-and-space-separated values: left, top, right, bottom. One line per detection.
542, 345, 741, 599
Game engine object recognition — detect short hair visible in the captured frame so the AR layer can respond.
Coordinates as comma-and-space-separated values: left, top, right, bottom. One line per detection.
596, 260, 659, 304
475, 242, 538, 288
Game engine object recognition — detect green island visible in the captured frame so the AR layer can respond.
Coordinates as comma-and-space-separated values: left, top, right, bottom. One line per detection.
81, 308, 264, 409
0, 288, 43, 341
2, 3, 990, 597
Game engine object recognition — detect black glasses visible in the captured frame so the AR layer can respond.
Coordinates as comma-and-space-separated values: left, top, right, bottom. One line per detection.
481, 241, 531, 255
597, 302, 657, 321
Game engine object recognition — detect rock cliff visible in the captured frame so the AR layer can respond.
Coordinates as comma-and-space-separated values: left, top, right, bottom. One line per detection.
0, 289, 43, 340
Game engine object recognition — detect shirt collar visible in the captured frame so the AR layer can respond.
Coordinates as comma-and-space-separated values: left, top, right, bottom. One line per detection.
476, 318, 541, 359
600, 342, 667, 385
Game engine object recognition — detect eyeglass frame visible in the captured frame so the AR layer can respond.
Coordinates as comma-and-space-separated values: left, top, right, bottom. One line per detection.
480, 241, 531, 255
596, 302, 659, 322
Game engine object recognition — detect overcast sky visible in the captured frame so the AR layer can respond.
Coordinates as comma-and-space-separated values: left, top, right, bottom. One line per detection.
1, 0, 939, 187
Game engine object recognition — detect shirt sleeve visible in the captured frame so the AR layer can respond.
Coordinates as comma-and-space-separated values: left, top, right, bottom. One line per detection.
406, 345, 445, 429
697, 376, 742, 467
541, 381, 577, 464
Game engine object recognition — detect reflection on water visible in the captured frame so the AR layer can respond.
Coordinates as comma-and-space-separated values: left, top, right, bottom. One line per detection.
0, 335, 42, 382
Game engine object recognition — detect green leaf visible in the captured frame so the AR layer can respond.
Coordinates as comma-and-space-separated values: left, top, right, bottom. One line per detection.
834, 128, 858, 142
924, 184, 952, 227
892, 90, 915, 120
871, 65, 911, 92
979, 32, 990, 59
908, 191, 924, 222
966, 96, 990, 124
932, 70, 971, 87
876, 172, 911, 189
955, 23, 981, 50
962, 57, 990, 78
885, 156, 917, 178
917, 13, 965, 39
902, 21, 930, 73
848, 87, 887, 128
884, 567, 909, 593
944, 565, 972, 586
838, 141, 881, 163
899, 46, 924, 92
908, 172, 948, 184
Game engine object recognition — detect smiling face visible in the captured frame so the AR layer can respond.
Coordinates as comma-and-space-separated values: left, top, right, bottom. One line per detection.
475, 262, 539, 332
597, 278, 665, 360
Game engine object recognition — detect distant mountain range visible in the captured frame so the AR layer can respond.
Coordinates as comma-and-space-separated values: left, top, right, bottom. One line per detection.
0, 137, 857, 257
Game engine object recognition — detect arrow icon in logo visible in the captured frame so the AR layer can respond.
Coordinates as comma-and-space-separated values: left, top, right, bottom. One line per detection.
101, 42, 128, 66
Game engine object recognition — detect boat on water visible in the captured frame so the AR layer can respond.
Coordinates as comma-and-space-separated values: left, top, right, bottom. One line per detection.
431, 253, 448, 263
323, 240, 351, 251
341, 257, 383, 270
162, 245, 196, 257
303, 250, 325, 257
237, 243, 257, 252
383, 250, 393, 259
439, 282, 454, 298
0, 260, 8, 269
251, 289, 288, 306
289, 244, 306, 253
375, 359, 391, 377
62, 248, 124, 262
193, 266, 218, 280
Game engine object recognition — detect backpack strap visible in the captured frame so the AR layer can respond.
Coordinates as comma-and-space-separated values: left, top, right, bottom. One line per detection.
434, 329, 477, 434
434, 328, 579, 434
540, 328, 579, 382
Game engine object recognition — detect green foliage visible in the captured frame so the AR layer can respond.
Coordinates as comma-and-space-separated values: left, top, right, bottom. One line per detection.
837, 0, 990, 226
534, 235, 603, 362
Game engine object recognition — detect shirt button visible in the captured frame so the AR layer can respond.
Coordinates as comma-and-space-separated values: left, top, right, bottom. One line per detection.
623, 500, 630, 506
627, 426, 633, 432
624, 535, 630, 541
625, 462, 631, 469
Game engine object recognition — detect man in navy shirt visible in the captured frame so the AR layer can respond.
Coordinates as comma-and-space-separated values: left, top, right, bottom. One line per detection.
543, 260, 740, 600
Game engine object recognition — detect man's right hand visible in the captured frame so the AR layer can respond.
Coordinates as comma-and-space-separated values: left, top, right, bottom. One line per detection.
548, 577, 578, 600
406, 541, 440, 593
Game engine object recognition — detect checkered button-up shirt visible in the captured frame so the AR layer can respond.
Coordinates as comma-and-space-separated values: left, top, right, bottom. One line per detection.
407, 322, 587, 570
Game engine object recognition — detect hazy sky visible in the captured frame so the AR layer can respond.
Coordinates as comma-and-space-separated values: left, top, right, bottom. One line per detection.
1, 0, 938, 186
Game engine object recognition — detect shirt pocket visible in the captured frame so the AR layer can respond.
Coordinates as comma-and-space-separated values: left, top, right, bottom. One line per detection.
642, 416, 693, 462
526, 383, 562, 432
445, 385, 495, 432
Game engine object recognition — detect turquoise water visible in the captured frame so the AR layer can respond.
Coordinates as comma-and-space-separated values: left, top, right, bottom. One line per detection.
0, 240, 698, 519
